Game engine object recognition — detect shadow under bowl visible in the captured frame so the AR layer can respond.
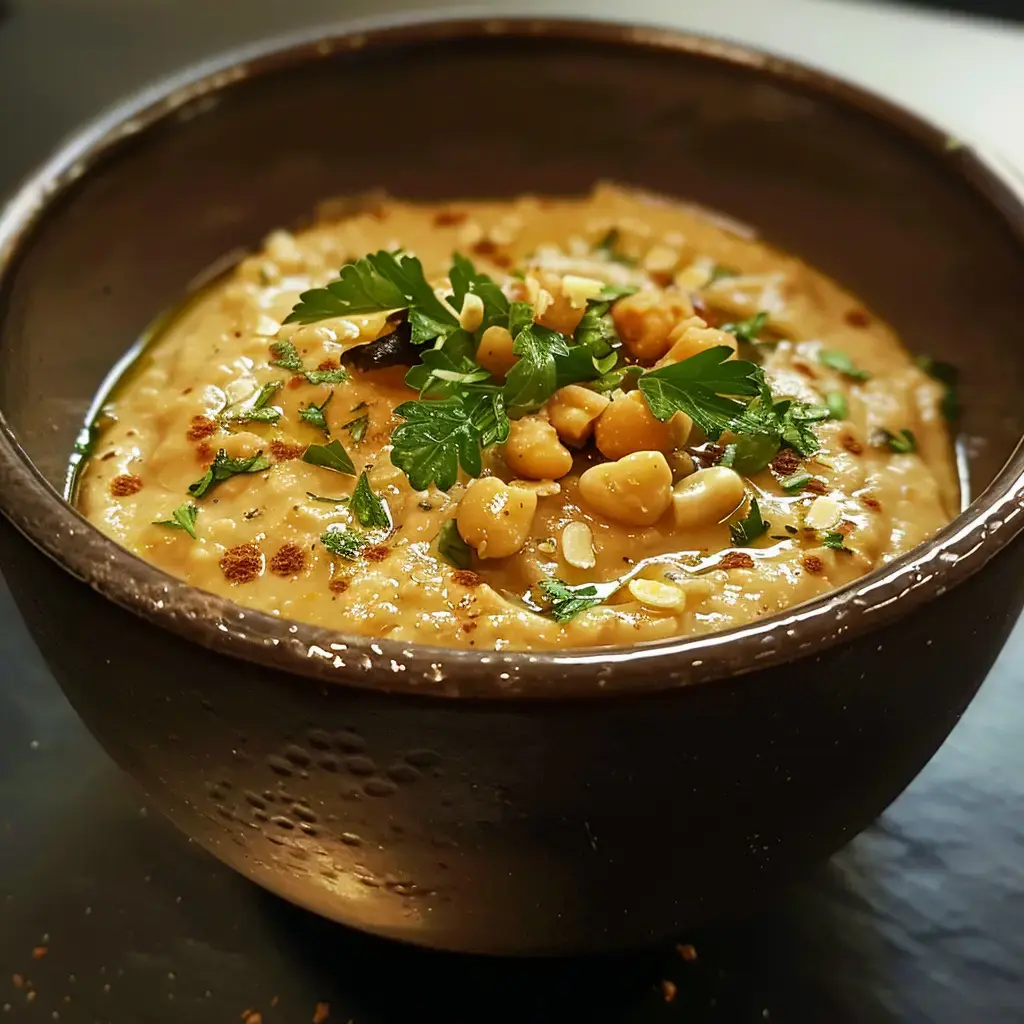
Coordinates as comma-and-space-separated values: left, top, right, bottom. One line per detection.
1, 17, 1024, 955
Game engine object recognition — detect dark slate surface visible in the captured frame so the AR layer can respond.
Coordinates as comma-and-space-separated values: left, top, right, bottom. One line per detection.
2, 2, 1023, 1021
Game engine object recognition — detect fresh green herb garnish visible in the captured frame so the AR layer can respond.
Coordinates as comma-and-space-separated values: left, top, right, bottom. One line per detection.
822, 530, 848, 551
593, 228, 636, 266
270, 340, 303, 372
638, 346, 764, 440
437, 518, 472, 569
350, 471, 390, 530
302, 439, 356, 475
390, 396, 487, 492
284, 250, 457, 328
728, 498, 769, 547
573, 300, 620, 359
221, 381, 284, 425
780, 472, 812, 493
152, 502, 199, 539
721, 310, 769, 345
719, 432, 782, 475
304, 367, 349, 386
538, 578, 604, 622
188, 449, 271, 498
777, 401, 829, 457
916, 355, 960, 422
826, 390, 849, 420
590, 363, 643, 393
405, 346, 492, 397
343, 414, 369, 444
503, 324, 571, 416
819, 349, 871, 381
448, 252, 510, 335
299, 392, 333, 436
320, 525, 367, 560
306, 491, 349, 504
874, 428, 917, 454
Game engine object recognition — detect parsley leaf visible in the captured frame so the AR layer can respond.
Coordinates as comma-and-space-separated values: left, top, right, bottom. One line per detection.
188, 449, 271, 498
573, 300, 619, 359
405, 347, 492, 397
303, 367, 349, 386
408, 308, 457, 345
538, 578, 603, 622
437, 519, 472, 569
873, 428, 917, 454
916, 355, 960, 422
503, 324, 571, 416
822, 530, 848, 550
391, 397, 483, 491
320, 525, 367, 560
220, 380, 284, 425
720, 432, 781, 475
299, 391, 332, 436
826, 390, 848, 420
638, 346, 764, 439
153, 502, 199, 539
350, 471, 390, 529
343, 413, 368, 444
728, 498, 769, 546
819, 349, 871, 381
270, 340, 303, 371
302, 439, 356, 475
284, 250, 457, 327
448, 253, 509, 334
508, 300, 534, 338
463, 387, 511, 447
778, 400, 828, 457
721, 311, 769, 345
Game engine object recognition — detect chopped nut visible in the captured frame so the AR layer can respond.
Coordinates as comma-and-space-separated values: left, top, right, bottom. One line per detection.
661, 979, 677, 1003
458, 293, 485, 333
561, 274, 606, 308
628, 578, 686, 610
805, 495, 841, 531
110, 474, 143, 497
561, 522, 596, 569
643, 244, 680, 275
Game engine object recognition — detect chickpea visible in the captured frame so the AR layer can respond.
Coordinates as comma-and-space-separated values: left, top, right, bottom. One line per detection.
476, 325, 518, 379
657, 323, 737, 367
503, 416, 574, 480
577, 450, 673, 527
671, 467, 746, 529
456, 477, 538, 559
546, 385, 610, 447
534, 270, 586, 336
611, 289, 694, 362
594, 391, 682, 460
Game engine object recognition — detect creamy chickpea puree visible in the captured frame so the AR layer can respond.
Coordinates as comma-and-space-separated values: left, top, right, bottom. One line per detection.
76, 185, 958, 651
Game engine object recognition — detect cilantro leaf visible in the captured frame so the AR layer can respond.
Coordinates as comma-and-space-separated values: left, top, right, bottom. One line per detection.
188, 449, 271, 498
270, 340, 303, 371
721, 311, 769, 345
320, 525, 367, 560
826, 390, 848, 420
153, 502, 199, 539
302, 439, 356, 475
350, 471, 390, 530
728, 498, 769, 546
437, 519, 472, 569
391, 397, 483, 491
503, 324, 571, 416
220, 380, 284, 425
819, 349, 871, 380
873, 428, 917, 454
822, 530, 849, 550
638, 346, 764, 439
590, 363, 643, 393
284, 250, 457, 327
299, 391, 332, 436
343, 414, 368, 444
538, 578, 603, 622
448, 252, 509, 334
916, 355, 960, 422
303, 367, 349, 386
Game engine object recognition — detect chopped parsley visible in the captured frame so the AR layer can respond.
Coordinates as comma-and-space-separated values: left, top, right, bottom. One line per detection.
405, 346, 492, 397
538, 578, 603, 622
343, 413, 369, 444
303, 367, 349, 386
573, 299, 620, 359
350, 471, 390, 530
728, 498, 769, 547
721, 310, 769, 345
719, 432, 781, 475
302, 439, 356, 475
270, 340, 303, 372
437, 519, 472, 569
819, 349, 871, 381
220, 380, 283, 425
874, 428, 917, 454
780, 472, 812, 493
826, 390, 849, 420
320, 525, 367, 560
188, 449, 271, 499
390, 396, 488, 492
502, 324, 571, 416
152, 502, 199, 539
822, 530, 849, 551
448, 252, 510, 335
299, 392, 332, 436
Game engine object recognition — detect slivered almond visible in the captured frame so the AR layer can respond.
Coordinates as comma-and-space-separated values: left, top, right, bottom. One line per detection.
561, 521, 596, 569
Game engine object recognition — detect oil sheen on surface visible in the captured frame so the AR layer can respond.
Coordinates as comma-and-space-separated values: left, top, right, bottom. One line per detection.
75, 185, 957, 651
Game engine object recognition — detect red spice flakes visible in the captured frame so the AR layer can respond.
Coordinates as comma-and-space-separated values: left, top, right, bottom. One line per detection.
471, 238, 498, 257
328, 578, 350, 594
288, 374, 306, 390
661, 979, 677, 1003
770, 448, 801, 477
841, 434, 863, 455
270, 440, 305, 461
196, 441, 215, 466
110, 474, 143, 497
835, 519, 856, 536
269, 544, 305, 576
364, 545, 390, 563
862, 495, 882, 512
220, 543, 264, 584
316, 358, 339, 372
451, 569, 484, 588
461, 621, 478, 633
804, 478, 829, 495
31, 946, 47, 960
720, 552, 754, 570
433, 209, 468, 227
186, 415, 217, 441
313, 1002, 330, 1024
802, 554, 825, 574
845, 308, 871, 328
676, 942, 698, 961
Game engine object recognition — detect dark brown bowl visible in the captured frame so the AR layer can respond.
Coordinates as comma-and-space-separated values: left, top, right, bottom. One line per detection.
2, 17, 1024, 956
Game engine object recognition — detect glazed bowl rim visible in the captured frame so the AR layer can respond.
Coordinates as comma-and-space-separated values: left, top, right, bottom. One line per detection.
1, 13, 1024, 700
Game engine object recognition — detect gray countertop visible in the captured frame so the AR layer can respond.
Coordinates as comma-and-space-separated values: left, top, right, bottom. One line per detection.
2, 2, 1024, 1021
